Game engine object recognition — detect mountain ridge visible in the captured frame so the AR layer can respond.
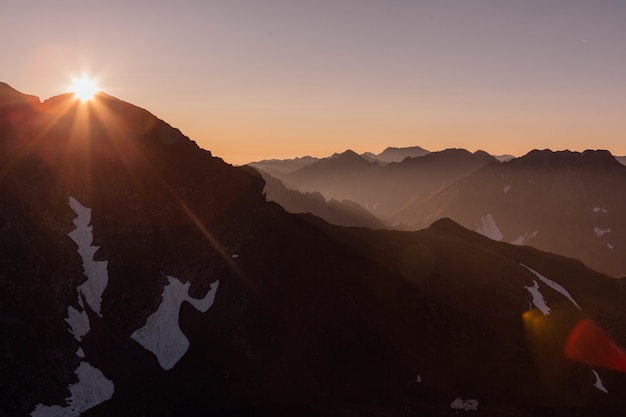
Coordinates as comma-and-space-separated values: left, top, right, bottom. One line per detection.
395, 148, 626, 276
2, 83, 626, 416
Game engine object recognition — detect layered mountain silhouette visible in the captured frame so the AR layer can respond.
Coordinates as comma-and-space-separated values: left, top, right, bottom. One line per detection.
257, 148, 495, 221
394, 149, 626, 277
494, 154, 516, 162
255, 169, 385, 229
2, 82, 626, 417
246, 155, 319, 177
361, 145, 430, 164
256, 146, 626, 277
247, 145, 430, 176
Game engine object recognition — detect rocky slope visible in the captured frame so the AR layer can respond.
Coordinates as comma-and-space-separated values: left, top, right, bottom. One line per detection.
1, 83, 626, 417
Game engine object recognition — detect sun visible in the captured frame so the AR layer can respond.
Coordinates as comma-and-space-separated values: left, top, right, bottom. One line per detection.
70, 76, 99, 101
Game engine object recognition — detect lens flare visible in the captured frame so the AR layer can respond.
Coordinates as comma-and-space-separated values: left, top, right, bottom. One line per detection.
564, 319, 626, 373
70, 77, 99, 101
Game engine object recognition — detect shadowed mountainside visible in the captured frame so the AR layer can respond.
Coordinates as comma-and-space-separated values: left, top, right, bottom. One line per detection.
1, 83, 626, 417
255, 168, 385, 229
394, 149, 626, 276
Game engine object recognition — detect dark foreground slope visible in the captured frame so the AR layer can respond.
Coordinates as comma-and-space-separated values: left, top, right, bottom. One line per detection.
1, 84, 626, 417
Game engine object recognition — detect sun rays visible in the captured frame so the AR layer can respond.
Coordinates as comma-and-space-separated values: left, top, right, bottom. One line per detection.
69, 76, 99, 101
2, 79, 251, 294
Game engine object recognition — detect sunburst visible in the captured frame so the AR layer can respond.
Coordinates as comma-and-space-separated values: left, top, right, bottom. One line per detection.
69, 76, 99, 101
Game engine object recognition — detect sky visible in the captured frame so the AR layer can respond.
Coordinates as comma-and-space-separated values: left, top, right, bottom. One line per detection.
2, 0, 625, 164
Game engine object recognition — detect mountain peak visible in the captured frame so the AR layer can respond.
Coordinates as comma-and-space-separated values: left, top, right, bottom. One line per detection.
516, 149, 620, 170
426, 217, 484, 239
473, 149, 491, 158
0, 81, 263, 226
0, 82, 41, 107
581, 149, 617, 164
320, 149, 372, 166
331, 149, 361, 159
405, 148, 497, 165
373, 145, 430, 163
0, 81, 25, 98
381, 145, 427, 153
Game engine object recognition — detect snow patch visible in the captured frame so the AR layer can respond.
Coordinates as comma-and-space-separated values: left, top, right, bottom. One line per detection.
33, 197, 115, 417
594, 227, 611, 237
416, 374, 422, 383
607, 243, 614, 250
65, 306, 90, 341
67, 197, 109, 316
503, 185, 511, 194
31, 362, 114, 417
476, 214, 503, 241
511, 230, 538, 246
592, 369, 608, 393
521, 264, 581, 310
525, 280, 551, 315
593, 207, 608, 213
450, 398, 479, 411
131, 276, 219, 370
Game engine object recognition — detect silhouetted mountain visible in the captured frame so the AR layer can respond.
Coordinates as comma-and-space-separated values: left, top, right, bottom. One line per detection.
395, 149, 626, 276
2, 84, 626, 417
286, 149, 380, 183
494, 154, 516, 162
280, 148, 496, 220
0, 82, 41, 106
247, 155, 319, 176
255, 168, 385, 228
362, 145, 430, 164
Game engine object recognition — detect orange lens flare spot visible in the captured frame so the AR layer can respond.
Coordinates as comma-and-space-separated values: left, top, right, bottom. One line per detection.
564, 319, 626, 372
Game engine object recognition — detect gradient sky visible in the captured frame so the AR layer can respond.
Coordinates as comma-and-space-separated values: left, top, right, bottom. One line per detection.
2, 0, 625, 164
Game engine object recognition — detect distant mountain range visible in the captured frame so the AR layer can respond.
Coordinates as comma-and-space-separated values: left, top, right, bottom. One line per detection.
248, 145, 431, 175
252, 148, 496, 220
394, 149, 626, 277
250, 147, 626, 277
362, 145, 430, 163
246, 155, 319, 176
256, 169, 385, 229
2, 82, 626, 417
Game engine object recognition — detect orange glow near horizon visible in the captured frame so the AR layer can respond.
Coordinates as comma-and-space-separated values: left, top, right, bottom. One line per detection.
4, 2, 626, 165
